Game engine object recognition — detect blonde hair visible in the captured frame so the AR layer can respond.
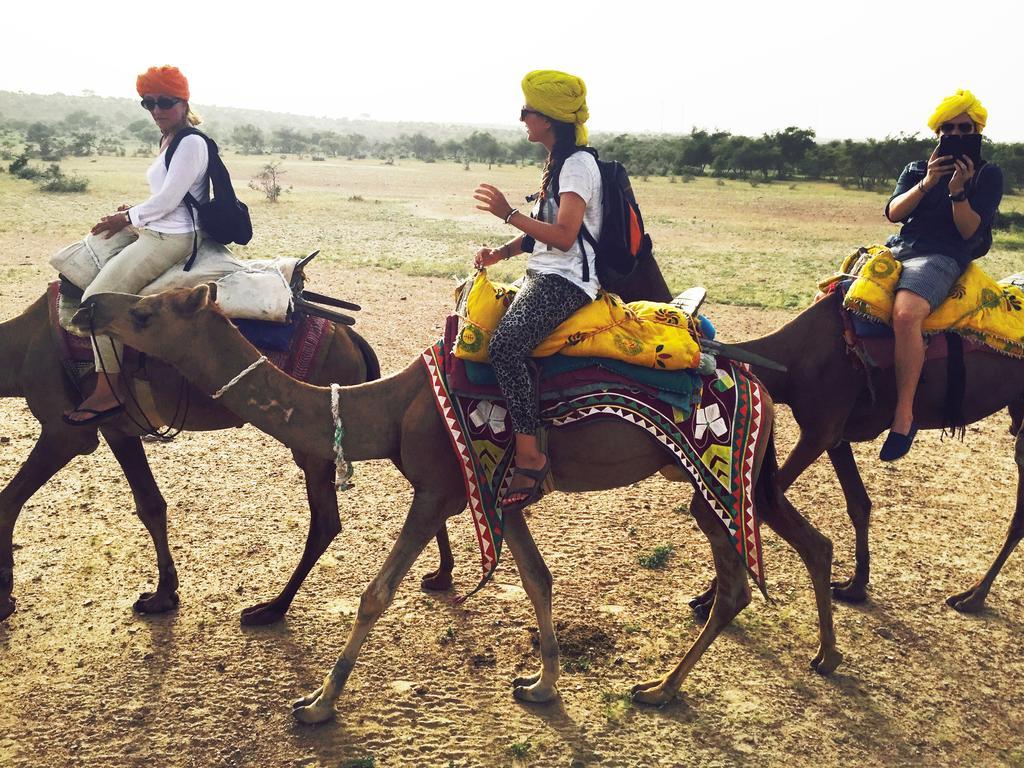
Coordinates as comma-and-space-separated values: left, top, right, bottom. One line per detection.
187, 106, 202, 126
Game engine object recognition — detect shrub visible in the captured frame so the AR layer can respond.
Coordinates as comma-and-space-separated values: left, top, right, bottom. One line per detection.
638, 544, 674, 569
249, 162, 285, 202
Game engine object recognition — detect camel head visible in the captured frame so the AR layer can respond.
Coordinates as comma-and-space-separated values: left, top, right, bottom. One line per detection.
72, 283, 223, 365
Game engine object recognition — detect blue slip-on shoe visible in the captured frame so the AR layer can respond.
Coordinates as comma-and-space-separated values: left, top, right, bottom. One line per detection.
879, 424, 918, 462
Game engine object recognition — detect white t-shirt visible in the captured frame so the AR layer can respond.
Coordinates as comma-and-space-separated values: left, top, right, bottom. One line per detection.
126, 134, 210, 234
527, 150, 603, 299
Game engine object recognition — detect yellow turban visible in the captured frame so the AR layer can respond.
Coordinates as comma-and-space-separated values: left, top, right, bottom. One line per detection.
927, 89, 987, 133
521, 70, 589, 146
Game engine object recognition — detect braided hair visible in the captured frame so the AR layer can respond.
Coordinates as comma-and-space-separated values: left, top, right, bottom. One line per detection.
538, 118, 581, 222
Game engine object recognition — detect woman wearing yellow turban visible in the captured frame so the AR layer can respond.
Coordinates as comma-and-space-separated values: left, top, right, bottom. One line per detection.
880, 89, 1003, 460
471, 69, 602, 512
64, 66, 210, 426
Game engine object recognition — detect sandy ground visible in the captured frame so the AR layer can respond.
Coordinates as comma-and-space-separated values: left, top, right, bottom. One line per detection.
1, 262, 1022, 768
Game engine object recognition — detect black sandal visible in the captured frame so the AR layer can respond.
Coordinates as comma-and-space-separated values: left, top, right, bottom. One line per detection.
61, 404, 125, 427
500, 458, 550, 514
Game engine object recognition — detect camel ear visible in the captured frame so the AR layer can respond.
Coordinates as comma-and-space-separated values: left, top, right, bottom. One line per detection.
206, 281, 218, 303
177, 284, 212, 317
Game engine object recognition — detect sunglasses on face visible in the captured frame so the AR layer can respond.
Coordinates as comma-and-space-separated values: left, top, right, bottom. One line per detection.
939, 121, 974, 134
141, 96, 183, 111
520, 108, 544, 121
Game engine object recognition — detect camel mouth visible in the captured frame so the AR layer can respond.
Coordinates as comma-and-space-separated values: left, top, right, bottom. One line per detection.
69, 301, 98, 335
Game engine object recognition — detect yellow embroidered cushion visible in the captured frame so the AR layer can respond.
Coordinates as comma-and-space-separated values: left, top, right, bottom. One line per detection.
453, 271, 702, 370
835, 247, 1024, 358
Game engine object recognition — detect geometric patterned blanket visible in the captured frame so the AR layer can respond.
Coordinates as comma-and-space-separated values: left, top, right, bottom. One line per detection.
421, 331, 768, 600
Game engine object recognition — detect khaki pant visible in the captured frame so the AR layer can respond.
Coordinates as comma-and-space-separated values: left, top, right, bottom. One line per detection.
82, 228, 197, 372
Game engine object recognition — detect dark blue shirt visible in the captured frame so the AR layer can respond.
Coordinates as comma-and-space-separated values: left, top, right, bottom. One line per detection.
885, 160, 1003, 269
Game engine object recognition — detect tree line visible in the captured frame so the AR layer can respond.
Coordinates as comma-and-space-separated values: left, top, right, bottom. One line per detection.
3, 111, 1023, 195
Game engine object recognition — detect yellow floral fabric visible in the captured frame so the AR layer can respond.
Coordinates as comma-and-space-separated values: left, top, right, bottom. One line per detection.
829, 246, 1024, 358
453, 271, 702, 370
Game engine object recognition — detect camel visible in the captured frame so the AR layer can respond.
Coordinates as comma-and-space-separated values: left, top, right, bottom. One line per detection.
684, 289, 1024, 617
78, 283, 842, 723
0, 287, 456, 627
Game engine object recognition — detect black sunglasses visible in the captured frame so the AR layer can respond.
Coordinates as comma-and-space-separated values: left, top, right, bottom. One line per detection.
520, 107, 544, 121
141, 96, 183, 111
939, 121, 974, 134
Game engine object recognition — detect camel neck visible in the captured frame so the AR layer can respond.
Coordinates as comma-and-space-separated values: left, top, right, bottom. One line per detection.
0, 294, 45, 398
177, 313, 411, 463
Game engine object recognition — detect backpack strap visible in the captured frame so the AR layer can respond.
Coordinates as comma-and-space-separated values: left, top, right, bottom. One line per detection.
163, 127, 208, 271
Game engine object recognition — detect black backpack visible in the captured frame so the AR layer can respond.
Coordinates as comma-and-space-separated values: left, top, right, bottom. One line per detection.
165, 127, 252, 270
572, 148, 652, 285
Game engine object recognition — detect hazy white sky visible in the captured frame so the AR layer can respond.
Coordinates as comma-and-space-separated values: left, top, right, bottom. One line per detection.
4, 0, 1022, 141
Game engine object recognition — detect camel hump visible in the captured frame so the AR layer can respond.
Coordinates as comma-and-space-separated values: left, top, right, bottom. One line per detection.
671, 286, 707, 317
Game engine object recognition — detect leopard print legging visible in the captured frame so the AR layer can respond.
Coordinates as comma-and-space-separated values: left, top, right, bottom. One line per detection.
490, 272, 591, 435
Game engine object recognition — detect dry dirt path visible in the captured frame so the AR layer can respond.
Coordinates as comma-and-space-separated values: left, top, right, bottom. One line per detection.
1, 263, 1021, 767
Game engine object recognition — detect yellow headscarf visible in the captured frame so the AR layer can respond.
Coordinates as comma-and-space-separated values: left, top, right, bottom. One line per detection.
927, 89, 988, 133
521, 70, 589, 146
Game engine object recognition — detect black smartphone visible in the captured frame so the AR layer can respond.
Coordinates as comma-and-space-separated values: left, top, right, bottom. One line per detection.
937, 134, 983, 166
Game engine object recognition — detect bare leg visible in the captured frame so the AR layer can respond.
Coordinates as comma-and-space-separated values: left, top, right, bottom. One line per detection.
241, 451, 342, 626
890, 290, 930, 435
292, 491, 459, 724
632, 497, 750, 705
102, 429, 179, 614
500, 507, 559, 702
946, 416, 1024, 612
1, 426, 100, 621
64, 372, 124, 422
827, 441, 874, 602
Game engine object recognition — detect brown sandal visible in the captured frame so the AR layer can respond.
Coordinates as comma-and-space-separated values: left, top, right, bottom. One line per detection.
500, 458, 550, 514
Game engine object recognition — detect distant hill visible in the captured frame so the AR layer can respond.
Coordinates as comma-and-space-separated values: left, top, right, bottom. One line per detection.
0, 90, 527, 144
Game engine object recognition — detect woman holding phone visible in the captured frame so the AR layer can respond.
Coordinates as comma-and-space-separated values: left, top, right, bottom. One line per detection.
880, 89, 1003, 460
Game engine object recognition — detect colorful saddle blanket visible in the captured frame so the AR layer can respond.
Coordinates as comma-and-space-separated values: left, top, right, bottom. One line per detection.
48, 281, 332, 383
424, 318, 767, 599
821, 246, 1024, 358
453, 270, 702, 370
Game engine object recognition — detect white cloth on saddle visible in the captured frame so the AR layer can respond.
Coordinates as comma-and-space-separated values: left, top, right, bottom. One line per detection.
50, 229, 297, 322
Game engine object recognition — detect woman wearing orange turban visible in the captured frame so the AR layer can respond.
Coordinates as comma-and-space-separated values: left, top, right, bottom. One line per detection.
64, 66, 210, 426
471, 70, 602, 513
879, 90, 1004, 460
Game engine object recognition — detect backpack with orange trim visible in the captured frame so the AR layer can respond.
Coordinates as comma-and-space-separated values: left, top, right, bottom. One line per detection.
569, 148, 651, 287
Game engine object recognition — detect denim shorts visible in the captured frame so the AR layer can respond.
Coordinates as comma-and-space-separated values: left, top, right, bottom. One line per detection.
891, 246, 963, 311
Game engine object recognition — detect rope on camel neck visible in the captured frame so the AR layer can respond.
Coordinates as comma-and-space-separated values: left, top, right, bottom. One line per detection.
331, 383, 354, 491
211, 356, 267, 400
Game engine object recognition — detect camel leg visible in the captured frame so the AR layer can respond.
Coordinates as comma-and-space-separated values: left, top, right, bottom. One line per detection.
827, 441, 873, 603
758, 486, 843, 674
498, 508, 560, 703
946, 416, 1024, 613
292, 492, 457, 724
691, 431, 833, 619
420, 520, 455, 592
1, 425, 100, 621
631, 497, 750, 705
102, 429, 179, 614
241, 452, 342, 626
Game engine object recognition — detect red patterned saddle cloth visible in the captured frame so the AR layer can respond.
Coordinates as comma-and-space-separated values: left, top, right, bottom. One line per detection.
47, 281, 332, 383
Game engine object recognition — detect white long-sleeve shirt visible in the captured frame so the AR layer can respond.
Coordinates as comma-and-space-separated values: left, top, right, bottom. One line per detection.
126, 134, 210, 233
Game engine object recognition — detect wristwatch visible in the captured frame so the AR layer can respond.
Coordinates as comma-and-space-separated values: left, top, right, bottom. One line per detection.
948, 190, 967, 203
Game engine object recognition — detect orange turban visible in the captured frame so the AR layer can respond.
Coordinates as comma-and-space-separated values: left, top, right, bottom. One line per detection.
136, 66, 190, 101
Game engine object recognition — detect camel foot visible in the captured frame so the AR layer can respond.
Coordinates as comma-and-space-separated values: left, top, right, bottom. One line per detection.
630, 676, 676, 706
691, 599, 711, 625
946, 586, 987, 614
420, 568, 453, 592
512, 671, 542, 688
0, 595, 15, 622
512, 678, 557, 703
133, 590, 179, 615
830, 577, 868, 603
240, 600, 288, 626
810, 645, 843, 675
291, 687, 335, 724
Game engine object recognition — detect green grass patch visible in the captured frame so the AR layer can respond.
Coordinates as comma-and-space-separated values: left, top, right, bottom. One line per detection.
638, 544, 674, 569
